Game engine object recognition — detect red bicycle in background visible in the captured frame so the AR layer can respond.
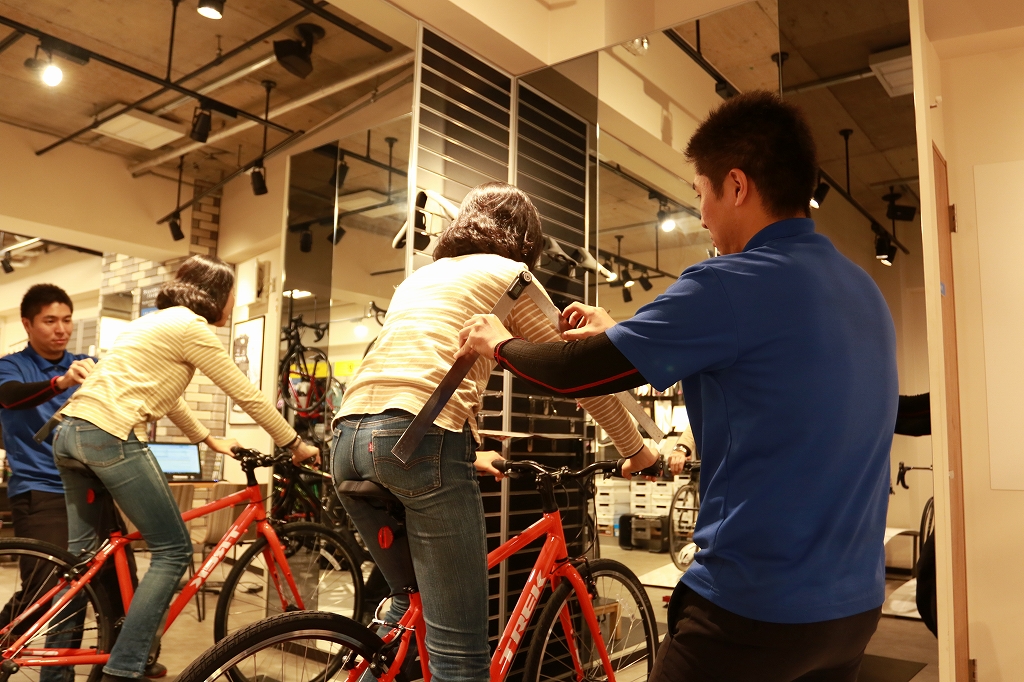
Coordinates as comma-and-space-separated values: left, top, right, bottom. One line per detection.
0, 448, 362, 682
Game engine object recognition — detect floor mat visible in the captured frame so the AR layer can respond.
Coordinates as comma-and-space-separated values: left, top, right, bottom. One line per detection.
859, 654, 927, 682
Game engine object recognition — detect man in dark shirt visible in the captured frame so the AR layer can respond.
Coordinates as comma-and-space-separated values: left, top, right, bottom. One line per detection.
458, 92, 898, 682
0, 285, 165, 678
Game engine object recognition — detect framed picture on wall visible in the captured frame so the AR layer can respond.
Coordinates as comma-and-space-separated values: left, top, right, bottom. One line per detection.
228, 316, 265, 425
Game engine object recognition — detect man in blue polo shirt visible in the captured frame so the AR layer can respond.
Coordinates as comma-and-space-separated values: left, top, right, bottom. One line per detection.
458, 91, 898, 681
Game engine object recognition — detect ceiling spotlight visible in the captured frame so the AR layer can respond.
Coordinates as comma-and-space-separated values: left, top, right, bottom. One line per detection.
638, 271, 652, 291
274, 23, 325, 79
197, 0, 225, 19
189, 106, 212, 143
168, 213, 185, 241
881, 242, 897, 266
810, 181, 830, 209
299, 229, 313, 253
622, 286, 632, 303
1, 253, 13, 275
250, 162, 268, 196
327, 225, 346, 245
886, 202, 917, 222
658, 209, 676, 233
875, 233, 891, 260
329, 158, 349, 189
620, 266, 635, 288
41, 63, 63, 87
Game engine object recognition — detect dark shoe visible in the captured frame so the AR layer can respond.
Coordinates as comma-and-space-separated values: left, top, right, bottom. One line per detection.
144, 663, 168, 679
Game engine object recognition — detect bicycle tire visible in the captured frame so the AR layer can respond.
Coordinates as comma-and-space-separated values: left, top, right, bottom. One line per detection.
178, 610, 402, 682
0, 538, 115, 682
280, 347, 332, 413
213, 523, 363, 644
523, 558, 658, 682
668, 483, 700, 571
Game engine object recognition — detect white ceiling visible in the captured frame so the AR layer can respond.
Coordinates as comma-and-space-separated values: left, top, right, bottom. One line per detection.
924, 0, 1024, 42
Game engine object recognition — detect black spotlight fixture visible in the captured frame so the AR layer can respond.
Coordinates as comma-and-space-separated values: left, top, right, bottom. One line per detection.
622, 286, 632, 303
329, 157, 350, 189
327, 224, 346, 245
299, 229, 313, 253
881, 242, 897, 267
197, 0, 224, 19
250, 162, 268, 196
274, 23, 325, 79
883, 186, 917, 222
168, 213, 185, 241
810, 180, 830, 209
638, 271, 652, 291
620, 265, 635, 288
189, 105, 212, 143
1, 253, 13, 274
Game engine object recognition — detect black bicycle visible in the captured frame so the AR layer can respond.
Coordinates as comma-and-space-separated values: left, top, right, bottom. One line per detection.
279, 315, 332, 416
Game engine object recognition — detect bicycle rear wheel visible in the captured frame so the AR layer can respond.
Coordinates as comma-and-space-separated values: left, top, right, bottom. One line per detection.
668, 483, 700, 571
214, 523, 363, 643
178, 611, 397, 682
0, 538, 113, 682
523, 558, 657, 682
280, 347, 332, 413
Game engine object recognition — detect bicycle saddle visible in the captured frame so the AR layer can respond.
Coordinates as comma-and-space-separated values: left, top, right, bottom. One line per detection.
337, 480, 400, 505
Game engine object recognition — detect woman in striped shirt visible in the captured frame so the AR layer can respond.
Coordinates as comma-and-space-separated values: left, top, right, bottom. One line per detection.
332, 182, 654, 682
53, 255, 319, 682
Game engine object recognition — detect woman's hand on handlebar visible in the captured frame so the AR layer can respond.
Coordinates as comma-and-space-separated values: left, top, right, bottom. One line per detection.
621, 444, 660, 479
205, 435, 240, 456
475, 450, 505, 481
290, 441, 321, 467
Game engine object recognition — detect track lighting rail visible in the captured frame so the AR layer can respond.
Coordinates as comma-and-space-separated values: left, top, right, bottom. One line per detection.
0, 13, 305, 156
818, 169, 909, 254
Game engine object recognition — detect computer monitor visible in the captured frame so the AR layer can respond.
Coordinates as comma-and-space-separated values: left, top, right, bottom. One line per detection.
149, 442, 203, 481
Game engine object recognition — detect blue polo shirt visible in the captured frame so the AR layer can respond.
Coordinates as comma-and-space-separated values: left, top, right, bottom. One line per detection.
0, 346, 92, 497
607, 218, 898, 624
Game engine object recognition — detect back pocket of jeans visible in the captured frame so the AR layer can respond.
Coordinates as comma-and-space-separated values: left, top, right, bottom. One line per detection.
370, 428, 443, 497
73, 424, 126, 467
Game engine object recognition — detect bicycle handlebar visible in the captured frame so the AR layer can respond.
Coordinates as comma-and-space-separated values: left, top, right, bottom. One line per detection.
230, 446, 291, 469
493, 455, 666, 481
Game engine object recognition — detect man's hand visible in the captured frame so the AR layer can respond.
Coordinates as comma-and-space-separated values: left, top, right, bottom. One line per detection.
205, 436, 241, 456
56, 358, 96, 390
291, 441, 321, 467
474, 450, 505, 481
456, 314, 513, 360
621, 445, 660, 479
559, 303, 616, 341
667, 449, 691, 476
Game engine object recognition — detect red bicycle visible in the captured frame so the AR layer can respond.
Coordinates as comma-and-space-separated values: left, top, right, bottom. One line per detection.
0, 448, 363, 682
175, 457, 661, 682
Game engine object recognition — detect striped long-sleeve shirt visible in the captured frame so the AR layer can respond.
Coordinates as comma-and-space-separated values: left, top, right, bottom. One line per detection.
63, 306, 296, 446
338, 254, 644, 456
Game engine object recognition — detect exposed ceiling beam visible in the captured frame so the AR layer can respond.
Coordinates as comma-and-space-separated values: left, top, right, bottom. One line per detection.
783, 68, 875, 96
0, 28, 22, 55
152, 52, 278, 116
284, 0, 392, 53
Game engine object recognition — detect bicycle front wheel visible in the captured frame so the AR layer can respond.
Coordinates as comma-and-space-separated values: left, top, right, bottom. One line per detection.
668, 483, 700, 571
280, 347, 331, 413
214, 523, 363, 643
178, 611, 394, 682
523, 558, 657, 682
0, 538, 114, 682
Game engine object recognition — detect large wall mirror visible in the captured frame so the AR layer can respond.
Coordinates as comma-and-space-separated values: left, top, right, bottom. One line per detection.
280, 1, 415, 446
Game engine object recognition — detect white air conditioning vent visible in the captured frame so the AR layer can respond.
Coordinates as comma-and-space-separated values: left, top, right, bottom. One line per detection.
869, 46, 913, 98
95, 105, 185, 150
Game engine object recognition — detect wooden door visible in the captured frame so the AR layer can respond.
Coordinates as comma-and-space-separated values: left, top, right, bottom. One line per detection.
932, 143, 970, 680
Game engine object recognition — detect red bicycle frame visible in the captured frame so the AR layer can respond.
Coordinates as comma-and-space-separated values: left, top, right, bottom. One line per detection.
347, 509, 618, 682
1, 483, 305, 668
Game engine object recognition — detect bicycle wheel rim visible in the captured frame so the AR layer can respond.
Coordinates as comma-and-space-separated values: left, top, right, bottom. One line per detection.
668, 485, 699, 570
282, 349, 331, 413
216, 525, 362, 641
0, 542, 111, 682
527, 560, 657, 682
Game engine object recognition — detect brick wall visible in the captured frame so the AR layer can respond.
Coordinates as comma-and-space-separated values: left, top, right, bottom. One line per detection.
99, 187, 228, 446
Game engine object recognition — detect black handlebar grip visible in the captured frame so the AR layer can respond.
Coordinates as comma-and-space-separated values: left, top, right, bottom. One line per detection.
615, 455, 666, 479
493, 458, 509, 474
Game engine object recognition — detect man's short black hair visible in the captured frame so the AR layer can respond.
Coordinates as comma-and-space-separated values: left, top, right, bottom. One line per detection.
685, 90, 818, 218
21, 284, 74, 321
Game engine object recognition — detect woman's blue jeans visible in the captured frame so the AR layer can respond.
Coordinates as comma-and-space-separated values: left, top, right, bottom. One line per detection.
332, 412, 489, 682
52, 417, 192, 679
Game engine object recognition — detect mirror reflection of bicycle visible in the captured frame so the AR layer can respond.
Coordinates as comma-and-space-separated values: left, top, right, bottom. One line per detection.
279, 314, 332, 418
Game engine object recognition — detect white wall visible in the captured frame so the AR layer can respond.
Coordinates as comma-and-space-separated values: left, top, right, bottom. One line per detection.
910, 1, 1024, 677
0, 122, 191, 262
